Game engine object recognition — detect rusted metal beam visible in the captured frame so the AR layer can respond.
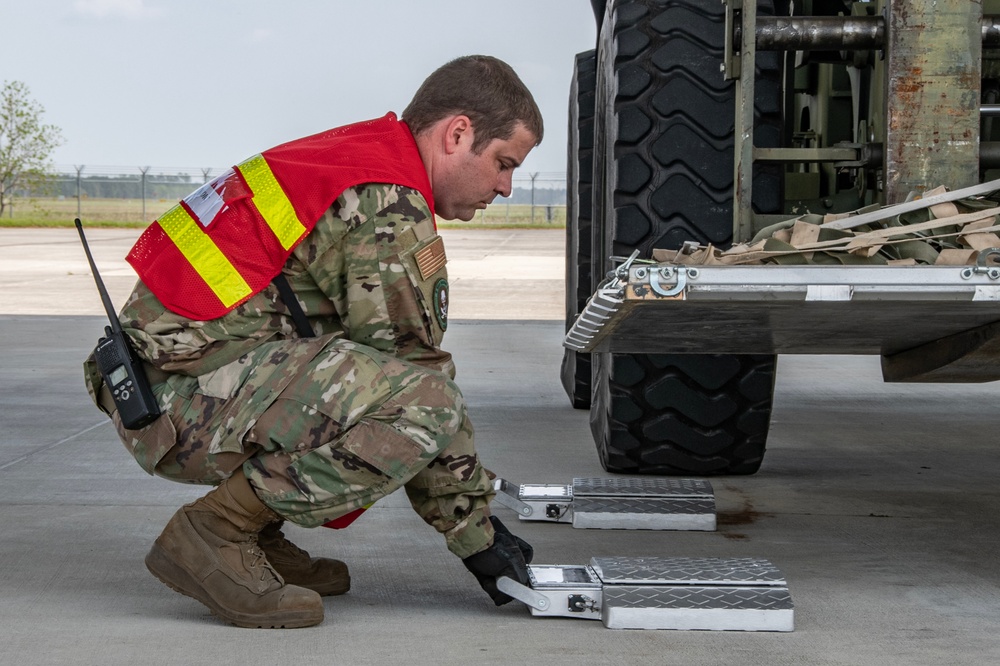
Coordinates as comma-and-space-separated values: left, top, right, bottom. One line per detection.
884, 0, 982, 204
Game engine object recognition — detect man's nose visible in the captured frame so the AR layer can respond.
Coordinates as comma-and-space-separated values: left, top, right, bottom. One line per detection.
496, 172, 513, 198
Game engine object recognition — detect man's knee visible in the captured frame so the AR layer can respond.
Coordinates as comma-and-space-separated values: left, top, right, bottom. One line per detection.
384, 371, 469, 446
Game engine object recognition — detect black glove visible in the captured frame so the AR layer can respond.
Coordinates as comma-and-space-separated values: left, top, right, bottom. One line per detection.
462, 516, 534, 605
494, 514, 534, 564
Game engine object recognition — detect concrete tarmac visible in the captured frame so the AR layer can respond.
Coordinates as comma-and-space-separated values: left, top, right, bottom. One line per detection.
2, 228, 1000, 665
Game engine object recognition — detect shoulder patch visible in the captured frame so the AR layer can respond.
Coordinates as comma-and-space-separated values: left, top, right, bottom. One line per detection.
432, 278, 449, 331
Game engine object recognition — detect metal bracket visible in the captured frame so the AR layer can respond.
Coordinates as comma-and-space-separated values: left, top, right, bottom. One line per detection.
610, 250, 653, 282
960, 248, 1000, 280
599, 250, 648, 298
635, 266, 699, 298
722, 0, 741, 80
805, 284, 853, 301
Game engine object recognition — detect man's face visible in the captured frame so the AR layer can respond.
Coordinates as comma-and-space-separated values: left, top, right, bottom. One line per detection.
435, 122, 537, 221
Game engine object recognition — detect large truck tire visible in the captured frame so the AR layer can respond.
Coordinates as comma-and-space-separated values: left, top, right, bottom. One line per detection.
560, 50, 597, 410
589, 0, 781, 475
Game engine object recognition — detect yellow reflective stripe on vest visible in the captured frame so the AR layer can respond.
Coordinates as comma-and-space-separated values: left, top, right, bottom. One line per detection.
157, 204, 252, 308
237, 154, 308, 250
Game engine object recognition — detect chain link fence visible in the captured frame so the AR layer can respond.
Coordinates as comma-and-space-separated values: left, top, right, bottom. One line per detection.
4, 166, 567, 227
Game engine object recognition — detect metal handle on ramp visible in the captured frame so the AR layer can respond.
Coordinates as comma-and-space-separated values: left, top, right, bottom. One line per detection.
492, 478, 534, 517
497, 576, 549, 611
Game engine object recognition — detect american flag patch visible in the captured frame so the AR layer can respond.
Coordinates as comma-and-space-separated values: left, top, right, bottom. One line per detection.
415, 236, 447, 280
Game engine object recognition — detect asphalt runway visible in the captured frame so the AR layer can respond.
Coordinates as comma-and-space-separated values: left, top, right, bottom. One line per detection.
2, 228, 999, 665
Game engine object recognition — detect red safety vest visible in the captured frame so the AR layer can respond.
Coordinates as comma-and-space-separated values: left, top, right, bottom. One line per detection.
127, 113, 435, 320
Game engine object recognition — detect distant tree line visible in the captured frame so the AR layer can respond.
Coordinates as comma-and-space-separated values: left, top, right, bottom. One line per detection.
16, 170, 568, 206
26, 176, 568, 206
44, 173, 202, 200
504, 185, 566, 206
11, 172, 202, 200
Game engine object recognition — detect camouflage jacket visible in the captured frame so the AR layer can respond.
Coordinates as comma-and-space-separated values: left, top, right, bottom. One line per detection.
113, 183, 453, 379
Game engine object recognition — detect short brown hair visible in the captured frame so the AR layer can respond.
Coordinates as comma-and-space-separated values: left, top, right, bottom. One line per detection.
403, 55, 543, 153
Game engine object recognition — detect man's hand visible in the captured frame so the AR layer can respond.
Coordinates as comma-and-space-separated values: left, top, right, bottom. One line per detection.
462, 516, 534, 605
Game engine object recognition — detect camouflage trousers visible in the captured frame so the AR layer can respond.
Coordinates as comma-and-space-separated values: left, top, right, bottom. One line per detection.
116, 334, 495, 558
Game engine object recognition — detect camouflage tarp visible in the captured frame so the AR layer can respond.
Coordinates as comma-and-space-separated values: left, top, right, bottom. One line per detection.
653, 185, 1000, 267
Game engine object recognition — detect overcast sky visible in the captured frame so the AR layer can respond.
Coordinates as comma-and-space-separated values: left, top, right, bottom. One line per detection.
1, 0, 597, 176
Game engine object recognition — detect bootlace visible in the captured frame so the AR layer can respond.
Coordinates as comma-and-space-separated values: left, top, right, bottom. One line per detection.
260, 524, 309, 560
245, 537, 281, 584
274, 533, 308, 558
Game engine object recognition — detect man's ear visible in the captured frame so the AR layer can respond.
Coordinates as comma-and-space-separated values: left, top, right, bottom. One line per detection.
443, 115, 474, 155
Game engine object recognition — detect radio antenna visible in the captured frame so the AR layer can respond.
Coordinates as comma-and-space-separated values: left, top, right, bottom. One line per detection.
75, 218, 124, 334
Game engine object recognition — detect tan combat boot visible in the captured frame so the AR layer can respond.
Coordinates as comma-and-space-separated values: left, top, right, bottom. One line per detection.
258, 521, 351, 596
144, 473, 324, 628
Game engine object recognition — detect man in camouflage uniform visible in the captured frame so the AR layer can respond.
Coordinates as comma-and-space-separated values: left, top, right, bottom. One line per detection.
84, 55, 542, 628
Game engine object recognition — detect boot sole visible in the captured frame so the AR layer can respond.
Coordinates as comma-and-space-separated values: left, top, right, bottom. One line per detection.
145, 543, 324, 629
310, 578, 351, 597
285, 573, 350, 597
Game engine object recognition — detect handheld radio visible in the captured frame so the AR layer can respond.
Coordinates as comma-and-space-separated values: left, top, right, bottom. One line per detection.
76, 219, 161, 429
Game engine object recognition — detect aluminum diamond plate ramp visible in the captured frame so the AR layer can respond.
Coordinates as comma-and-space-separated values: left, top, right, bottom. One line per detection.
496, 556, 793, 631
497, 557, 794, 631
491, 477, 715, 530
573, 478, 715, 530
600, 585, 793, 631
590, 556, 785, 585
573, 477, 711, 495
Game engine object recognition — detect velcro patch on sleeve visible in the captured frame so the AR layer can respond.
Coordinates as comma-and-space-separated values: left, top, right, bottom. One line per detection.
414, 236, 447, 280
